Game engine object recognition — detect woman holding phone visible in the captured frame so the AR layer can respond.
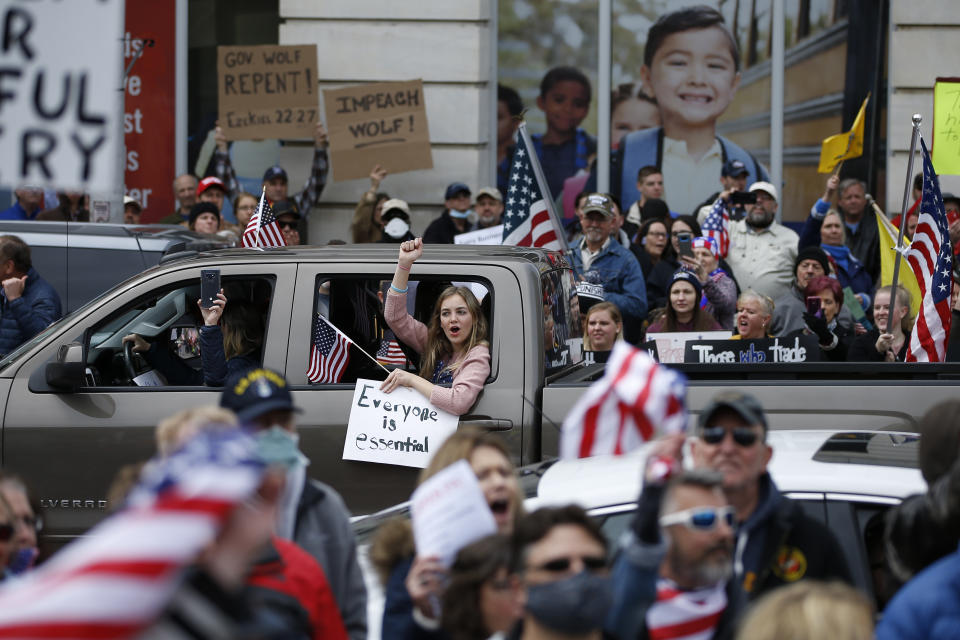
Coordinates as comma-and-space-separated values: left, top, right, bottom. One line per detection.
783, 276, 852, 361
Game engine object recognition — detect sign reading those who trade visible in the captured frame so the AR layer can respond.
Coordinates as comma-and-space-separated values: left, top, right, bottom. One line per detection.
343, 378, 458, 468
324, 79, 432, 181
682, 335, 821, 364
0, 0, 124, 192
217, 44, 319, 140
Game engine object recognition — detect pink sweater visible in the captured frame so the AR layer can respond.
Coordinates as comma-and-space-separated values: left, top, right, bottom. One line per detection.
384, 290, 490, 415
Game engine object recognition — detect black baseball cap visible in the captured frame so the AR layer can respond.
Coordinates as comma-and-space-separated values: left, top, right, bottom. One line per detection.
263, 165, 288, 183
697, 391, 767, 432
445, 182, 471, 200
220, 368, 301, 423
273, 200, 300, 219
721, 159, 749, 178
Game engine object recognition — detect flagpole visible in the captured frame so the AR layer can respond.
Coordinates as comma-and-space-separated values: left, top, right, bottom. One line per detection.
516, 121, 572, 254
255, 186, 266, 249
887, 114, 922, 334
319, 314, 389, 373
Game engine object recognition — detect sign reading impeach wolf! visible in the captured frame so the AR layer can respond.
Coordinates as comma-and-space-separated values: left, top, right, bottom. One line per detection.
683, 335, 821, 364
324, 79, 432, 181
217, 44, 318, 140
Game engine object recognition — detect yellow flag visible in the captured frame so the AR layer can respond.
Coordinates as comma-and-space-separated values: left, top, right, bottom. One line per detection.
818, 96, 869, 173
876, 209, 922, 311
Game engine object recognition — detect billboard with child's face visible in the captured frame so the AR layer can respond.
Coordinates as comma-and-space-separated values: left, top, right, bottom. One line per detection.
498, 0, 872, 223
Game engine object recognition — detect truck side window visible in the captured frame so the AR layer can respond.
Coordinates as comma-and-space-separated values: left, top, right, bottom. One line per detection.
309, 276, 491, 385
542, 268, 584, 374
83, 276, 274, 387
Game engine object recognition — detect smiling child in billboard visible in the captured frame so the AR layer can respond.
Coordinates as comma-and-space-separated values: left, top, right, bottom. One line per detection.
609, 6, 769, 216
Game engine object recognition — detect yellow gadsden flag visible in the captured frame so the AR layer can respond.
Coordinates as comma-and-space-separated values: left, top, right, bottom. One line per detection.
876, 209, 922, 312
818, 96, 869, 173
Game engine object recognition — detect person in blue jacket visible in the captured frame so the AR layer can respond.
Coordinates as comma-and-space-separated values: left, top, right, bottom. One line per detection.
0, 235, 62, 357
569, 194, 648, 343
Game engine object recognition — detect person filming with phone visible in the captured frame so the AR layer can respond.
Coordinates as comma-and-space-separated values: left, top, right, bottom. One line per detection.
782, 276, 853, 361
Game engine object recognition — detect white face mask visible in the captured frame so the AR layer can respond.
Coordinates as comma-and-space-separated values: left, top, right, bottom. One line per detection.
384, 217, 410, 238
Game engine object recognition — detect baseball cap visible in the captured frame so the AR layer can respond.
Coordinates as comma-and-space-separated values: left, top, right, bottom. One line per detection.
445, 182, 471, 200
749, 181, 778, 202
581, 193, 616, 218
721, 159, 749, 177
197, 176, 226, 196
263, 165, 288, 183
698, 391, 768, 433
475, 187, 503, 203
380, 198, 410, 218
273, 200, 300, 219
220, 368, 301, 423
122, 196, 142, 211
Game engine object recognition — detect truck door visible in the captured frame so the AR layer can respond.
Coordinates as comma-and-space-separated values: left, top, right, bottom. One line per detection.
284, 260, 526, 515
2, 262, 296, 545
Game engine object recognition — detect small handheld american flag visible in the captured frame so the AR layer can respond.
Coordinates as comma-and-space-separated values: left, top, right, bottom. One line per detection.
242, 188, 286, 248
307, 313, 352, 383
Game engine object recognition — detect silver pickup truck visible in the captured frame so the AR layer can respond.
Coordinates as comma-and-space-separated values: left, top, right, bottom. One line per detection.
1, 244, 956, 547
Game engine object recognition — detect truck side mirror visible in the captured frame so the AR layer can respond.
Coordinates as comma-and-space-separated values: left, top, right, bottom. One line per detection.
45, 342, 85, 391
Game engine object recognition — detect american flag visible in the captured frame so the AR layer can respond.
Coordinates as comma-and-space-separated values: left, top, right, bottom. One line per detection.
502, 122, 566, 251
905, 138, 953, 362
307, 314, 351, 383
377, 331, 408, 367
0, 429, 263, 638
242, 189, 286, 248
701, 198, 730, 257
560, 341, 687, 459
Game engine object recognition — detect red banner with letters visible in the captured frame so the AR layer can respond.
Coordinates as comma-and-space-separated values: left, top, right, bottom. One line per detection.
124, 0, 176, 222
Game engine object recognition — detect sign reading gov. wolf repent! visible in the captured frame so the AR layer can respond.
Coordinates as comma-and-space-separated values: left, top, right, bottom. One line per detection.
343, 378, 458, 469
217, 44, 318, 141
682, 335, 821, 364
0, 0, 124, 192
324, 80, 432, 181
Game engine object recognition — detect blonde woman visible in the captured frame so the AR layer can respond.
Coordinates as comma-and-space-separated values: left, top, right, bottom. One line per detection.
732, 290, 774, 339
583, 302, 623, 351
848, 284, 913, 362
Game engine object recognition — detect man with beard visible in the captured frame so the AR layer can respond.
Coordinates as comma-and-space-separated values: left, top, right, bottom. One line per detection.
691, 391, 851, 600
702, 181, 798, 301
607, 440, 743, 640
474, 187, 505, 229
569, 193, 648, 340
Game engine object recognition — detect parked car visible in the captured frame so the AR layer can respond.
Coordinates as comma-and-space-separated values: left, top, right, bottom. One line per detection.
352, 429, 925, 637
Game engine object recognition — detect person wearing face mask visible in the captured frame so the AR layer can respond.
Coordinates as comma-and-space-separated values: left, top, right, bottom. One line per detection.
371, 428, 524, 640
424, 183, 477, 244
220, 368, 367, 640
379, 199, 416, 244
701, 181, 799, 302
511, 505, 613, 640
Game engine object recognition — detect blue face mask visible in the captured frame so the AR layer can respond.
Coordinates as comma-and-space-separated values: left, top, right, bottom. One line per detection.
449, 208, 473, 220
254, 426, 309, 469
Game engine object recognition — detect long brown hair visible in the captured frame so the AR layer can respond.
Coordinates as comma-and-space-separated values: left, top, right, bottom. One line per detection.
419, 286, 489, 379
221, 302, 264, 360
664, 280, 716, 331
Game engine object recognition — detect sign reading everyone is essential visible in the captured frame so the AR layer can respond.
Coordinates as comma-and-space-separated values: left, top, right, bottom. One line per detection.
217, 44, 319, 140
343, 378, 458, 468
0, 1, 124, 192
323, 80, 433, 181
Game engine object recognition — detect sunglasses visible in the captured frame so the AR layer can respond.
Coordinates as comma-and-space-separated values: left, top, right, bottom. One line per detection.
701, 426, 760, 447
531, 555, 607, 574
659, 506, 735, 531
0, 523, 13, 542
277, 221, 298, 230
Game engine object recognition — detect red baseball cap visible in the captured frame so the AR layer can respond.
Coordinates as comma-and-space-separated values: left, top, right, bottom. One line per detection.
197, 176, 226, 196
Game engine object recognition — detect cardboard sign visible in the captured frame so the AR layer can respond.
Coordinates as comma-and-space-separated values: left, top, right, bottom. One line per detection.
454, 225, 504, 245
0, 1, 124, 191
646, 331, 730, 364
217, 44, 319, 141
410, 459, 497, 567
682, 335, 821, 364
933, 78, 960, 176
324, 80, 432, 181
343, 378, 459, 468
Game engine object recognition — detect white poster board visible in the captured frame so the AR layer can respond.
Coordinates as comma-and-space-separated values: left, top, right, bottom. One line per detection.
0, 1, 124, 192
646, 331, 730, 364
343, 378, 459, 468
410, 459, 497, 567
454, 225, 504, 245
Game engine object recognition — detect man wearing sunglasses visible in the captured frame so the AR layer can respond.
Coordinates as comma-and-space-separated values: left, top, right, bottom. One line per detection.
273, 200, 303, 246
691, 391, 851, 600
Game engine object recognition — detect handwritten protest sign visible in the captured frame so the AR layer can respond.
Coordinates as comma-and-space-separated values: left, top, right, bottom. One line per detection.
217, 44, 318, 140
324, 80, 432, 181
411, 460, 497, 567
343, 378, 459, 468
682, 335, 821, 364
0, 1, 123, 192
933, 78, 960, 175
647, 331, 729, 363
455, 225, 504, 245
